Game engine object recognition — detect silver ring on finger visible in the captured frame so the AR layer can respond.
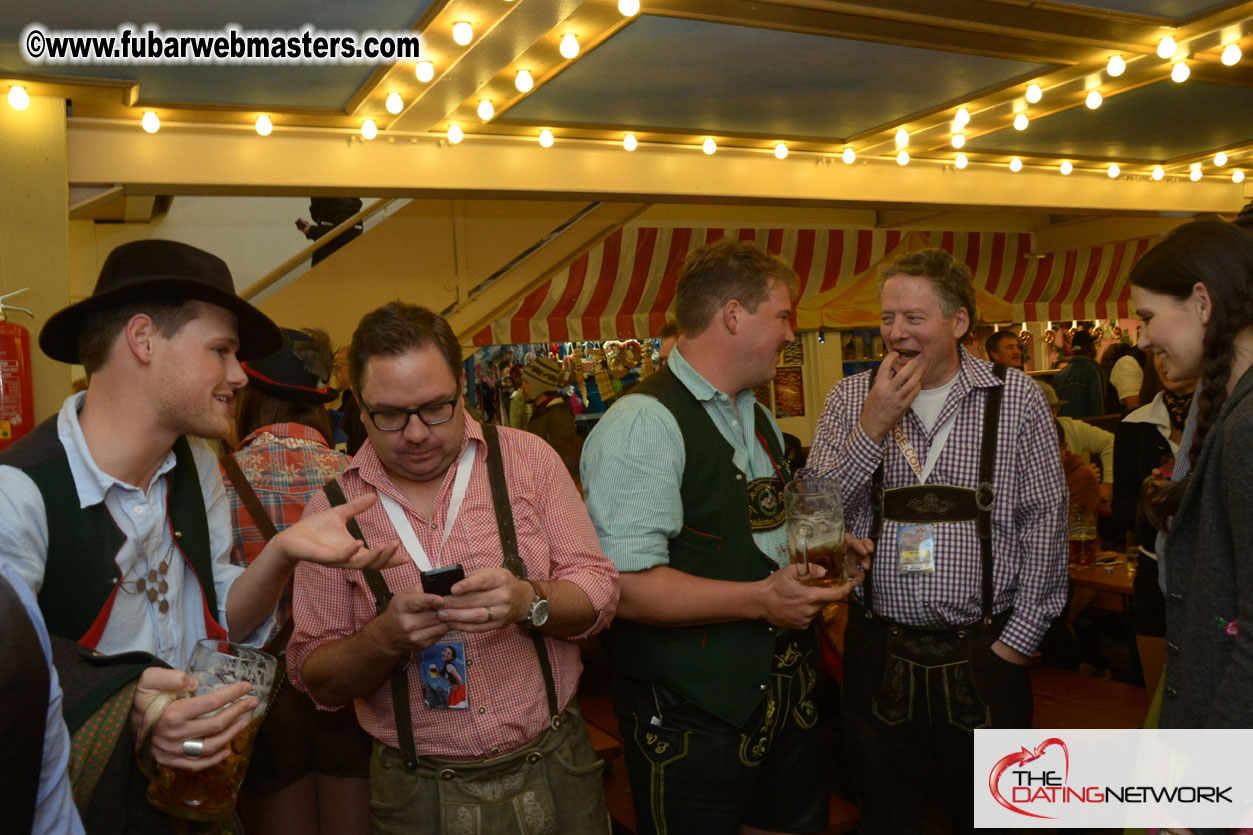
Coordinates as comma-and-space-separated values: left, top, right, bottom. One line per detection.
485, 606, 493, 622
182, 737, 206, 759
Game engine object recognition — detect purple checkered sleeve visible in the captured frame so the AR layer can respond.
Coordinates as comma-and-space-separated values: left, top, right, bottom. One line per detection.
801, 353, 1068, 656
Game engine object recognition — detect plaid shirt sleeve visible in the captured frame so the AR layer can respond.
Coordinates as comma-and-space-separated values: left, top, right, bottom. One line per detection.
1000, 380, 1069, 655
799, 371, 883, 535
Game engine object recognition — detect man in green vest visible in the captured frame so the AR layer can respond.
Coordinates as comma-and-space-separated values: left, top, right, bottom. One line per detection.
581, 239, 864, 835
0, 239, 398, 781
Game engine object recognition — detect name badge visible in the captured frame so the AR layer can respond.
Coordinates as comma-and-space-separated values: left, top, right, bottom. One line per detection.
897, 523, 936, 574
419, 640, 469, 710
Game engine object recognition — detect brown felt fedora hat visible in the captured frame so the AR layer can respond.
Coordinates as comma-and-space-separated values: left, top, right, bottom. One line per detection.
40, 239, 282, 364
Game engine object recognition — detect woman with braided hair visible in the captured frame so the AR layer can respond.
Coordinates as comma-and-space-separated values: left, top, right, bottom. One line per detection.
1130, 219, 1253, 728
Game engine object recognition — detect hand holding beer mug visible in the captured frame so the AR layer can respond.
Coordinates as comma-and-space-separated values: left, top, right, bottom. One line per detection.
146, 639, 277, 821
784, 477, 852, 586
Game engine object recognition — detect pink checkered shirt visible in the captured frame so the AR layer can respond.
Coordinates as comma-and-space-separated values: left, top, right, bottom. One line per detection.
287, 414, 619, 759
800, 351, 1068, 656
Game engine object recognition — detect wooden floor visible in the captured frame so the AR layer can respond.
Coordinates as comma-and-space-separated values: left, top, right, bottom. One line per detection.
578, 657, 1150, 834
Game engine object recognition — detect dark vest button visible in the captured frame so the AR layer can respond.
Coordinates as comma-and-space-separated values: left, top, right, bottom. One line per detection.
1165, 687, 1178, 697
1168, 593, 1183, 603
1166, 642, 1179, 654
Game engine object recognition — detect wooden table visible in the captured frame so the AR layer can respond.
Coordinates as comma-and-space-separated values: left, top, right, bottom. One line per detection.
1068, 557, 1143, 685
1069, 560, 1135, 608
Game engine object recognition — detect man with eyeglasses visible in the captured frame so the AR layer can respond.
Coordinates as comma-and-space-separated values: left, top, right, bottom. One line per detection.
287, 302, 620, 833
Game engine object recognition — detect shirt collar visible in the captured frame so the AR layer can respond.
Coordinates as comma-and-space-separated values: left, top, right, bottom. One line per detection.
667, 345, 751, 405
237, 422, 331, 450
57, 391, 178, 509
1122, 392, 1169, 427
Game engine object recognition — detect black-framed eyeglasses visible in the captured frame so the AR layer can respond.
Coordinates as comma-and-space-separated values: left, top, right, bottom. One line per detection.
364, 398, 458, 431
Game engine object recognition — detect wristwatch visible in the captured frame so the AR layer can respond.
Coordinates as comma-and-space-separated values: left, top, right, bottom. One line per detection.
523, 580, 550, 628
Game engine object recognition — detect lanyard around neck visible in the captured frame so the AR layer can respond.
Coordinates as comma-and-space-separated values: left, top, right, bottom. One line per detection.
892, 409, 959, 485
378, 442, 477, 572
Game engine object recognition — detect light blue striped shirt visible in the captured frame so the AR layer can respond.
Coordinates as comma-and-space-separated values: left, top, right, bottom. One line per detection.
581, 346, 789, 573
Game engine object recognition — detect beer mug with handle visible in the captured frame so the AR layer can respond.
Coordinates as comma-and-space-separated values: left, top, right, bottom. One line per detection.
146, 639, 277, 821
783, 477, 848, 587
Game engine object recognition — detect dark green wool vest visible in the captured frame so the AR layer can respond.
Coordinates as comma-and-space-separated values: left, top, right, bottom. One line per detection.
0, 415, 220, 647
600, 366, 786, 727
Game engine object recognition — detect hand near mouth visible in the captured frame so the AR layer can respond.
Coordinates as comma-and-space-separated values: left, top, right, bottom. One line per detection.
859, 351, 923, 442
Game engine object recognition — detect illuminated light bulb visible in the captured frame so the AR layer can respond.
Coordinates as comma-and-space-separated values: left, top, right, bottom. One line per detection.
1222, 44, 1242, 66
447, 123, 463, 144
415, 61, 434, 82
386, 92, 403, 114
1152, 166, 1165, 180
1009, 157, 1023, 172
1157, 36, 1177, 60
896, 150, 910, 166
538, 129, 553, 148
1060, 160, 1073, 175
515, 69, 533, 93
955, 153, 968, 169
141, 111, 160, 134
453, 22, 473, 46
702, 137, 716, 155
1086, 90, 1103, 109
623, 133, 637, 152
842, 147, 856, 164
1107, 55, 1126, 77
8, 85, 29, 110
895, 128, 909, 147
1215, 151, 1228, 166
1171, 61, 1190, 83
1190, 167, 1202, 181
1025, 83, 1042, 104
361, 119, 377, 140
255, 115, 272, 136
774, 143, 788, 160
1234, 170, 1246, 184
618, 0, 641, 16
954, 107, 970, 128
1014, 113, 1029, 131
477, 99, 494, 121
560, 34, 579, 59
951, 133, 965, 149
1108, 163, 1120, 178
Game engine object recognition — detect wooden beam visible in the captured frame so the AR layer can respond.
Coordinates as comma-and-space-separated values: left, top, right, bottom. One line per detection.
1030, 215, 1188, 252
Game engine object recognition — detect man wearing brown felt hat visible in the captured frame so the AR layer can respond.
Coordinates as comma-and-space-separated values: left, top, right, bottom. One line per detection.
0, 239, 400, 824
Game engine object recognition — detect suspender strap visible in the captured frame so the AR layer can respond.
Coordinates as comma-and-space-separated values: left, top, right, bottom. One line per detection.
977, 364, 1008, 620
481, 424, 561, 725
323, 479, 420, 771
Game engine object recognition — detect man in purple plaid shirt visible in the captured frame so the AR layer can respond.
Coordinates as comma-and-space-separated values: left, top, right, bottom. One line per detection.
801, 248, 1067, 833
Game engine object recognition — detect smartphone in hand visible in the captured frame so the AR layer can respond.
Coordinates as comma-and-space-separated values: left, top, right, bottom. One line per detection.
420, 564, 465, 596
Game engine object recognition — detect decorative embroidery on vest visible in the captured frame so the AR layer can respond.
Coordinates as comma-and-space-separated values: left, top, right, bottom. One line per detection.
906, 491, 956, 516
746, 477, 786, 531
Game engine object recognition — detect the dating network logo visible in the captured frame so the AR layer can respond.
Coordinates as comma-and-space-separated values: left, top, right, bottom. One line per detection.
988, 737, 1070, 819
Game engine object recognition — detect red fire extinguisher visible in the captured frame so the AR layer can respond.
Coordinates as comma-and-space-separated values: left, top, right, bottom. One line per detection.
0, 288, 35, 452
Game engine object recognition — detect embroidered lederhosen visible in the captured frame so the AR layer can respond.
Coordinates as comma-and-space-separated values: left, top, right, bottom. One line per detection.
855, 363, 1009, 730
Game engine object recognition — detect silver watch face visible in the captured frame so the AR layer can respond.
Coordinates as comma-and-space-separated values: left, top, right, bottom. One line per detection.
529, 598, 551, 627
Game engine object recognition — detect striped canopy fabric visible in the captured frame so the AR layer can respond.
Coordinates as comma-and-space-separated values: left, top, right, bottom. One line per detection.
472, 226, 1156, 346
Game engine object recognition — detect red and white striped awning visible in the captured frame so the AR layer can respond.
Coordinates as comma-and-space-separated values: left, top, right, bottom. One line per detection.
472, 226, 1155, 346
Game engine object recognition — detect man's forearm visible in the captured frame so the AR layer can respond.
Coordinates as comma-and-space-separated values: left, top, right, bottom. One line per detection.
225, 544, 293, 641
302, 617, 406, 707
615, 565, 762, 626
527, 579, 597, 637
